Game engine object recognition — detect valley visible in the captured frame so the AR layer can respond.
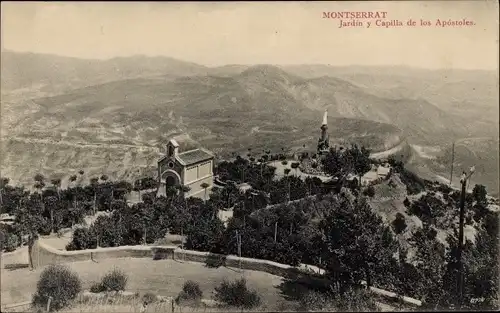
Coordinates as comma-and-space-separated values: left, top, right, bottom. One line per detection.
1, 51, 498, 195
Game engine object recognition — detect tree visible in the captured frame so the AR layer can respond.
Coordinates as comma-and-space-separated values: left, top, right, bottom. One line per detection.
15, 196, 45, 270
323, 148, 343, 177
186, 214, 225, 252
166, 185, 178, 204
33, 174, 45, 200
363, 185, 375, 197
69, 175, 77, 186
50, 178, 62, 200
77, 170, 85, 187
472, 184, 487, 205
291, 162, 300, 176
180, 185, 191, 208
133, 178, 143, 201
0, 177, 10, 205
200, 182, 210, 203
406, 225, 447, 306
45, 195, 60, 233
89, 177, 99, 214
319, 195, 397, 289
392, 213, 407, 234
350, 145, 371, 187
438, 211, 499, 310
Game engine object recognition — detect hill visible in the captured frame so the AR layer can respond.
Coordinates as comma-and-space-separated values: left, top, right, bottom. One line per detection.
406, 137, 500, 197
0, 50, 208, 94
284, 65, 499, 138
1, 52, 497, 192
2, 65, 404, 187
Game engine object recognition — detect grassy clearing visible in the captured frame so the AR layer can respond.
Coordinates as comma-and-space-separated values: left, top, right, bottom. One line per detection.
1, 258, 286, 307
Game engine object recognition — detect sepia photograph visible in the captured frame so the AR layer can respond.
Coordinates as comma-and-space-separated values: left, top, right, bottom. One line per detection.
1, 1, 498, 312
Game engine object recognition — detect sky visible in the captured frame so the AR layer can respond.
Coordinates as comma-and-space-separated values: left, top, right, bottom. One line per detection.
1, 1, 498, 70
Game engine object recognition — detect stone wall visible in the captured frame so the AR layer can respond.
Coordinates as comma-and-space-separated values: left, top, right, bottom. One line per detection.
30, 240, 153, 268
30, 240, 422, 308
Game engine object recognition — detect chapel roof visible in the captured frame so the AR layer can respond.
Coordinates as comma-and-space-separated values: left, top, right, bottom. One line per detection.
176, 148, 214, 166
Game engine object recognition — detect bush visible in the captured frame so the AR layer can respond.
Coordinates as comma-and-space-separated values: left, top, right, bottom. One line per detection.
142, 292, 158, 305
205, 254, 226, 268
403, 197, 411, 207
32, 264, 82, 311
100, 268, 128, 292
281, 160, 288, 165
299, 290, 332, 311
89, 281, 104, 293
66, 227, 97, 251
176, 280, 203, 304
399, 168, 425, 195
334, 287, 379, 312
213, 278, 261, 309
392, 213, 407, 234
1, 230, 19, 252
299, 287, 378, 312
363, 186, 375, 197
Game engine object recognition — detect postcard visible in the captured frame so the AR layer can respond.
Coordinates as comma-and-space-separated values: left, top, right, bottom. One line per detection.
1, 1, 498, 312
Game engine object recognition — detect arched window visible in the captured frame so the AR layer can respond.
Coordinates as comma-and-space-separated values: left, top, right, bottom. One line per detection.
168, 145, 174, 157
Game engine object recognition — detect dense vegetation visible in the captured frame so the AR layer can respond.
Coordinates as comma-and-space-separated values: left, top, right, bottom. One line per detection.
1, 145, 498, 311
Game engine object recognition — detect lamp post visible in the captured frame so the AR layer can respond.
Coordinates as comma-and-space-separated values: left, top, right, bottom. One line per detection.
457, 166, 475, 307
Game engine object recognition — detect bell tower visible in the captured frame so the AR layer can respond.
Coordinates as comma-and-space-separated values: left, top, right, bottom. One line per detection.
167, 139, 179, 158
317, 110, 330, 155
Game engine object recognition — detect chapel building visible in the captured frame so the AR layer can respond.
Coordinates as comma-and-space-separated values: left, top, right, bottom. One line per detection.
157, 139, 215, 199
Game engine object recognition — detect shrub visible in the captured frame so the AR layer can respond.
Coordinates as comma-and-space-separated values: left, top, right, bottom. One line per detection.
334, 287, 379, 312
66, 227, 97, 251
100, 268, 128, 292
363, 186, 375, 197
299, 287, 378, 312
392, 213, 407, 234
281, 160, 288, 165
1, 230, 19, 252
176, 280, 203, 304
299, 290, 331, 311
403, 197, 411, 207
32, 264, 82, 311
213, 278, 261, 309
205, 254, 226, 268
399, 168, 425, 195
142, 292, 158, 305
89, 281, 104, 293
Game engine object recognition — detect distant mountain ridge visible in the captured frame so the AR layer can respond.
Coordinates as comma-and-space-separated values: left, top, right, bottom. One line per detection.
1, 51, 498, 193
1, 50, 209, 93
